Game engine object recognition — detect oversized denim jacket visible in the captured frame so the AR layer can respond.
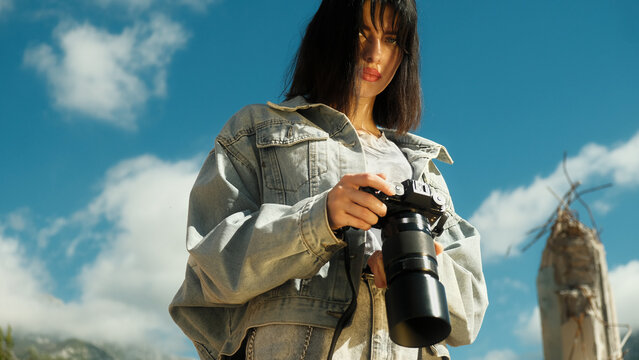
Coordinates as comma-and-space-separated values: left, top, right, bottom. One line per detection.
169, 96, 489, 359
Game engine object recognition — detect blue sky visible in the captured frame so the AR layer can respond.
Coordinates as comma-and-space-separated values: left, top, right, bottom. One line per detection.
1, 0, 638, 359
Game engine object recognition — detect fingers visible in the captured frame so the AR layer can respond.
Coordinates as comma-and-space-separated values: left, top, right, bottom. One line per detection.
329, 208, 377, 231
367, 251, 387, 288
434, 240, 444, 256
327, 173, 395, 230
367, 173, 396, 196
341, 173, 396, 195
327, 193, 381, 230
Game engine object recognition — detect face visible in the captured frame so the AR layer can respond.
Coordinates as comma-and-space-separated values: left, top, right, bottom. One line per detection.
356, 0, 404, 101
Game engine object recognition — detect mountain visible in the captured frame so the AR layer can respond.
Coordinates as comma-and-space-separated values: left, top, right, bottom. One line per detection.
6, 333, 191, 360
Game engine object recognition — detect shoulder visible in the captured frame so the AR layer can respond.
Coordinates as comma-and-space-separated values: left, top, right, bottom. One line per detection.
383, 130, 453, 165
217, 103, 284, 141
218, 97, 338, 148
218, 97, 331, 143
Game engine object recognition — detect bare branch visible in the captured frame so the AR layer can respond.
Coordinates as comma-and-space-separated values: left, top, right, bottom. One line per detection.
520, 153, 613, 253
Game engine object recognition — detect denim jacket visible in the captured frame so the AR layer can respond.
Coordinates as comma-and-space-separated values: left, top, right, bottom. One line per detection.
169, 96, 488, 359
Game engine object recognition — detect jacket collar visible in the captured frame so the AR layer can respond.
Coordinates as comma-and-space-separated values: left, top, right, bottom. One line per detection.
267, 96, 453, 164
383, 130, 453, 165
267, 96, 328, 112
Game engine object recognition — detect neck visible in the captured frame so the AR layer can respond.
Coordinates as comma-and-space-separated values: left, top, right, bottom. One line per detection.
348, 97, 380, 136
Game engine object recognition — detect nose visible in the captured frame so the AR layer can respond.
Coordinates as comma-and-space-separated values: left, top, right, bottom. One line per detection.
361, 36, 382, 64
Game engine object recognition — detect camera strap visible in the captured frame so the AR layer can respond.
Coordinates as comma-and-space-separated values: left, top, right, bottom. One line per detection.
326, 245, 358, 360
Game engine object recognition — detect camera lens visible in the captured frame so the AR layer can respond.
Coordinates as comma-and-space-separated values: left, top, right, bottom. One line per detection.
381, 211, 451, 347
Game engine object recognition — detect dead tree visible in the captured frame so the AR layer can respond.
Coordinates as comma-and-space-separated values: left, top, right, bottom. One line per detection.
524, 156, 629, 359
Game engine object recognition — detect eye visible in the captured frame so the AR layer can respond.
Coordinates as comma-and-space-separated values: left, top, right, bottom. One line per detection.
385, 37, 398, 45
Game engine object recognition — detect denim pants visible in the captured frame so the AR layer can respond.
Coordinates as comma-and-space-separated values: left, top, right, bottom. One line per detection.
245, 274, 421, 360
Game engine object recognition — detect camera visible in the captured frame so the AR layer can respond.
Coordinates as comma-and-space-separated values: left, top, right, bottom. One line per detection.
361, 179, 451, 347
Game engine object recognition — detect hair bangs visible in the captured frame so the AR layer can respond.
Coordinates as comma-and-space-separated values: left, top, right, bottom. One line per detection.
286, 0, 422, 133
366, 0, 418, 55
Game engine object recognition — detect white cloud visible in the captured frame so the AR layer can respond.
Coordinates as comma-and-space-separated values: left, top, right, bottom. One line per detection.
96, 0, 216, 12
78, 155, 199, 312
471, 349, 519, 360
515, 306, 541, 345
609, 260, 639, 329
502, 277, 530, 293
471, 130, 639, 261
0, 155, 201, 354
96, 0, 153, 12
3, 208, 30, 232
178, 0, 216, 12
0, 234, 52, 309
591, 200, 612, 215
24, 15, 188, 130
0, 0, 12, 15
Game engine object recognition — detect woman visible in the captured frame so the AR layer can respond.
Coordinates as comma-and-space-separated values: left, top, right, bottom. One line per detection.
169, 0, 488, 359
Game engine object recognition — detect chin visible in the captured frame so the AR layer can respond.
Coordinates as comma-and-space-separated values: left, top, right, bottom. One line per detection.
357, 86, 384, 100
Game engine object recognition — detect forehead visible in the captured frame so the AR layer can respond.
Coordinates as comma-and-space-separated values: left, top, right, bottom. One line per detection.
362, 0, 399, 30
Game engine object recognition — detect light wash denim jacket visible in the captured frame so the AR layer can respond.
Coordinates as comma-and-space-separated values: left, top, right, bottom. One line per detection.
169, 96, 489, 359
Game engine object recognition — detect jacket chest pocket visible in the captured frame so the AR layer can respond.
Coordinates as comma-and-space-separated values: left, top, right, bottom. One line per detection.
257, 122, 328, 204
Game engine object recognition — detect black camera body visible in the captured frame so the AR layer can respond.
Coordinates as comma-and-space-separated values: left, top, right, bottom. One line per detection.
362, 179, 451, 347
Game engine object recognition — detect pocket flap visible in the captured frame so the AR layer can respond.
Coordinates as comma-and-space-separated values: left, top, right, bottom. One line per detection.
256, 121, 328, 148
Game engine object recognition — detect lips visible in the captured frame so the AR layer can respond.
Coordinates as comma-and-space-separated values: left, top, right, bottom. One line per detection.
362, 67, 382, 82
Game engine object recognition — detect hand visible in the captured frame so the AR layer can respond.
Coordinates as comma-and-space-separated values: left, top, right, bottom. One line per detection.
367, 241, 444, 289
326, 173, 395, 231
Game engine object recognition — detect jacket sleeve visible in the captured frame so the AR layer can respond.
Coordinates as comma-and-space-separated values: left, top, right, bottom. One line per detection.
420, 160, 488, 348
183, 136, 345, 306
437, 215, 489, 347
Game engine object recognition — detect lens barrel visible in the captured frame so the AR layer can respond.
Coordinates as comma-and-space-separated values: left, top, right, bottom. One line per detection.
381, 212, 451, 347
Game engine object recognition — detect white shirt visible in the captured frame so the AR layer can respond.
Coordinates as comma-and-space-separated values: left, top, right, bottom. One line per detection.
357, 129, 413, 257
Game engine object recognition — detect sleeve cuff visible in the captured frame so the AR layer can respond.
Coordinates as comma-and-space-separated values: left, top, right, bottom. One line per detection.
299, 190, 347, 263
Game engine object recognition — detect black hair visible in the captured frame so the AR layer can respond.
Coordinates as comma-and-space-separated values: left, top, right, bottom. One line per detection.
286, 0, 421, 134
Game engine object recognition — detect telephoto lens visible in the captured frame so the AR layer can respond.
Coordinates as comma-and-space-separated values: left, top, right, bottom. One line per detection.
381, 211, 451, 347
